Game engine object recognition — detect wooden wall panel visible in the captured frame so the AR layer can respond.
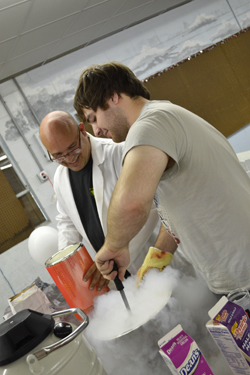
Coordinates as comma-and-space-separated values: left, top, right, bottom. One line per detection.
0, 170, 33, 253
144, 29, 250, 137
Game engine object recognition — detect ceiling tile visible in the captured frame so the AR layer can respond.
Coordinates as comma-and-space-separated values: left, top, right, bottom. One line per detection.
0, 1, 32, 41
9, 14, 77, 59
138, 0, 184, 19
0, 63, 4, 79
0, 38, 16, 64
51, 23, 108, 56
67, 0, 123, 34
93, 8, 151, 38
0, 0, 27, 10
116, 0, 153, 15
0, 43, 58, 80
22, 0, 89, 31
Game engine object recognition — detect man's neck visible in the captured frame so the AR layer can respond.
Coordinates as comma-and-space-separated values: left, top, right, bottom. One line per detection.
121, 95, 149, 127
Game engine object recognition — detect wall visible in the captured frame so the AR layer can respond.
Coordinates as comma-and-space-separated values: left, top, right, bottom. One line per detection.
143, 28, 250, 137
1, 0, 250, 319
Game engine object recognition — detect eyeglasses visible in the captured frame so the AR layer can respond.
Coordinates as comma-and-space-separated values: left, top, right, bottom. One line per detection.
48, 128, 82, 163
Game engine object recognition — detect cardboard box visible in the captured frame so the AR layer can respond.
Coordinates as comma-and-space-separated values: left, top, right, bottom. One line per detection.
8, 284, 52, 315
158, 324, 214, 375
207, 296, 250, 375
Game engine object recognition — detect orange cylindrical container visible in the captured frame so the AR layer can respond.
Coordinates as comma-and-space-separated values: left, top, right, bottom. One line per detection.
45, 243, 109, 316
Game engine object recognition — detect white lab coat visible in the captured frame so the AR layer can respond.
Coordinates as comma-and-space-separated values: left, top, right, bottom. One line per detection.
54, 134, 161, 274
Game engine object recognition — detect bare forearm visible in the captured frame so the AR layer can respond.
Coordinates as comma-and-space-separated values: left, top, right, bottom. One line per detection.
154, 223, 177, 254
106, 189, 151, 250
104, 145, 168, 252
95, 145, 169, 281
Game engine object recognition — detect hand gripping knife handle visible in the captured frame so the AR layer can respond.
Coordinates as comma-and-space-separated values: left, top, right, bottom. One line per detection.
113, 262, 131, 312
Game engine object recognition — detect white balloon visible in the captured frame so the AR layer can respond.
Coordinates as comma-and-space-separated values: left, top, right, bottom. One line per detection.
28, 226, 58, 266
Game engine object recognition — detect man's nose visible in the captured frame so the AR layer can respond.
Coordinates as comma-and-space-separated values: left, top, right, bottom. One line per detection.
92, 125, 103, 137
65, 153, 77, 162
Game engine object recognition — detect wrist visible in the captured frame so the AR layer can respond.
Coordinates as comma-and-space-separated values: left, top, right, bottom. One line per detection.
104, 234, 128, 253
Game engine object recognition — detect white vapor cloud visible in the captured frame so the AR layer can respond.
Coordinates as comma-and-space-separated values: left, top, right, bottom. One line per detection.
84, 266, 234, 375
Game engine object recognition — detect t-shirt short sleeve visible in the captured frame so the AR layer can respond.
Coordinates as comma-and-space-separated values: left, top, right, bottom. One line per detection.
122, 103, 187, 169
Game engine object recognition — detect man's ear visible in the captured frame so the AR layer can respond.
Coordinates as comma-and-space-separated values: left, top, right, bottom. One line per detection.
110, 92, 119, 105
79, 122, 87, 135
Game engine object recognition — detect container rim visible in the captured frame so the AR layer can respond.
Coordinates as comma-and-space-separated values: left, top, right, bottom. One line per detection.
45, 243, 83, 267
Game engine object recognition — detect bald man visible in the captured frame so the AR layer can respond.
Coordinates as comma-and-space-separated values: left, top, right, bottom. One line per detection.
40, 111, 161, 290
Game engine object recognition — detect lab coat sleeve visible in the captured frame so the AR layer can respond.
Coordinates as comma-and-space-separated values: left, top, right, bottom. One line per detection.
56, 200, 82, 250
54, 166, 82, 251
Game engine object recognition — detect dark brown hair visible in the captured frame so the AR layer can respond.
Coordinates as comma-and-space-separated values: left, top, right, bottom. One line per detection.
74, 61, 150, 122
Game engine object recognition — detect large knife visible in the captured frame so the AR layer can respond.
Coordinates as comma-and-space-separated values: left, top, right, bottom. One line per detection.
112, 262, 131, 312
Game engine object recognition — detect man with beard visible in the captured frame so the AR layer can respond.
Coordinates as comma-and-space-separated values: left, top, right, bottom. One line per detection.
73, 62, 250, 295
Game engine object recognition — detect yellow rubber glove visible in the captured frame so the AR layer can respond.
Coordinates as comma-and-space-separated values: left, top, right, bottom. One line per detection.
137, 247, 173, 284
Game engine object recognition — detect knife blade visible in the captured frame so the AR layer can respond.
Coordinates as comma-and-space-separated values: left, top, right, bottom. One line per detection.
112, 261, 131, 312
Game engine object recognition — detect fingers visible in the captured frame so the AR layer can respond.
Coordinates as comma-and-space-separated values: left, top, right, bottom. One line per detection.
89, 275, 109, 291
95, 245, 130, 282
83, 263, 110, 291
102, 270, 118, 281
83, 263, 96, 282
97, 259, 115, 276
118, 266, 127, 282
96, 276, 110, 290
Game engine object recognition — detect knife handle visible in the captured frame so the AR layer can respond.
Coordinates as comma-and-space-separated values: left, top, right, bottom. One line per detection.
112, 261, 124, 291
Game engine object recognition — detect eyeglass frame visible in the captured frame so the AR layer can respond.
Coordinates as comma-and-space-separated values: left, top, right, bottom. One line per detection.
47, 127, 82, 163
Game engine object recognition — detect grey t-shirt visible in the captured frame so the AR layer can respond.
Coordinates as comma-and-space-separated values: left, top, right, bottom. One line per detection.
123, 101, 250, 294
